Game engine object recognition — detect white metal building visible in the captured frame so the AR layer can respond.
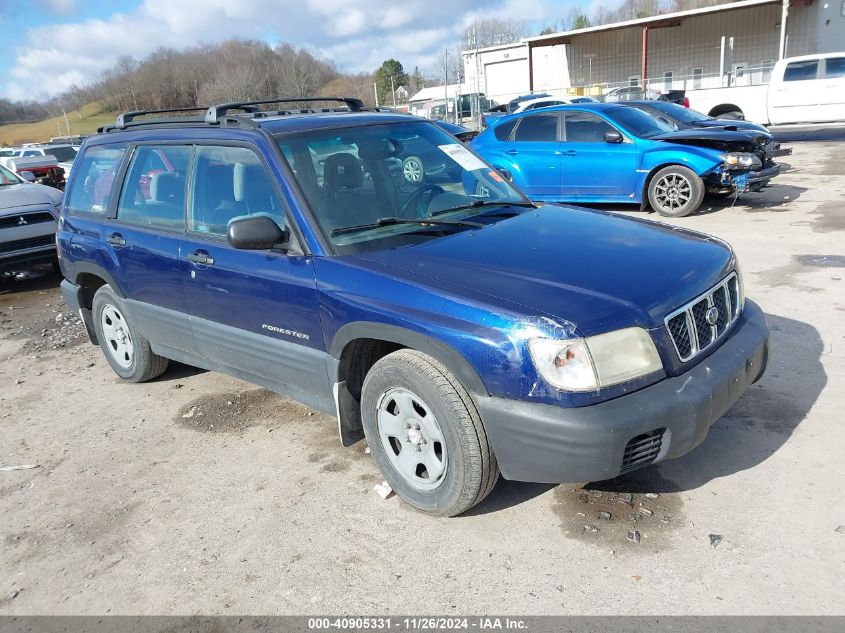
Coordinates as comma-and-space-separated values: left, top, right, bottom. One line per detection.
522, 0, 845, 94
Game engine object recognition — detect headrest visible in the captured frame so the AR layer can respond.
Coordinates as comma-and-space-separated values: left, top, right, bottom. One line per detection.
149, 171, 183, 202
324, 153, 363, 190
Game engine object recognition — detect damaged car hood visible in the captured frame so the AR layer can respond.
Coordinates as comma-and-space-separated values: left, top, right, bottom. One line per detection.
356, 204, 734, 335
651, 128, 770, 152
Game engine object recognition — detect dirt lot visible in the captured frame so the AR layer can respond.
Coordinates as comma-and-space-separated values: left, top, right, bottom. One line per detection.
1, 140, 843, 615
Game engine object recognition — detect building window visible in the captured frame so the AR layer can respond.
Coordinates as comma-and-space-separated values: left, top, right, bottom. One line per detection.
628, 75, 640, 87
692, 67, 703, 89
663, 71, 673, 91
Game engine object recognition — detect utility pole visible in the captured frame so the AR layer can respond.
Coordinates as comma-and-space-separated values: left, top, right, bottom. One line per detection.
778, 0, 789, 60
444, 49, 449, 121
373, 82, 379, 108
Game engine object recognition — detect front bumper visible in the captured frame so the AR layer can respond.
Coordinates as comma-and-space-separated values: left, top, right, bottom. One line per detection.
475, 300, 769, 483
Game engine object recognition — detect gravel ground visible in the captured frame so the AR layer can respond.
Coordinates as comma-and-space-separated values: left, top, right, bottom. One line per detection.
0, 140, 843, 615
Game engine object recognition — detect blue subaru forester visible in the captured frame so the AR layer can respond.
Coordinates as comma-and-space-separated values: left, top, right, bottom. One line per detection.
58, 98, 769, 516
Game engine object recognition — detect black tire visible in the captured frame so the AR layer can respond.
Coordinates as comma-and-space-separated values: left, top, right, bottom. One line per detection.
647, 165, 705, 217
718, 111, 744, 120
92, 285, 168, 382
361, 349, 499, 516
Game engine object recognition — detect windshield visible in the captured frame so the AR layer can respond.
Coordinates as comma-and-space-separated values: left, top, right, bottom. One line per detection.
647, 101, 711, 124
0, 163, 23, 185
609, 106, 676, 138
276, 120, 530, 254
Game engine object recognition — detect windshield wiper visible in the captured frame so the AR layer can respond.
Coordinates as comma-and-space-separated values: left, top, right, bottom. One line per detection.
429, 199, 537, 217
331, 216, 484, 237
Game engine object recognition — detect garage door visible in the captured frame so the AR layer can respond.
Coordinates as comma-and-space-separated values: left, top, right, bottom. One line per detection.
484, 59, 530, 104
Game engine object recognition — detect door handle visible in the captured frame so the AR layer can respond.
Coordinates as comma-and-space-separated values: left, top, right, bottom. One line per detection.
561, 150, 577, 156
187, 251, 214, 266
107, 233, 126, 247
505, 149, 519, 155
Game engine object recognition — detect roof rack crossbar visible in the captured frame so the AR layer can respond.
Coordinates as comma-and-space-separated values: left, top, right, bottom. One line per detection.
205, 97, 364, 124
115, 107, 208, 129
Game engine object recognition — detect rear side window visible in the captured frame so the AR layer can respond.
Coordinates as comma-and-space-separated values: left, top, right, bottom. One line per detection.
493, 119, 517, 141
512, 114, 558, 142
66, 144, 128, 215
116, 145, 192, 230
564, 112, 617, 142
824, 57, 845, 79
783, 60, 818, 81
189, 146, 286, 237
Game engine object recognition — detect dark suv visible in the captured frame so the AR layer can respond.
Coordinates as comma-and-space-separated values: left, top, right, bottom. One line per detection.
59, 98, 769, 516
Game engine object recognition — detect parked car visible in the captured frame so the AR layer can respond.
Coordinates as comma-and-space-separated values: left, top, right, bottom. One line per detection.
470, 103, 784, 216
59, 98, 769, 516
13, 144, 79, 179
481, 93, 553, 127
624, 100, 773, 134
511, 97, 573, 114
602, 86, 663, 102
0, 163, 61, 273
685, 51, 845, 124
0, 155, 66, 190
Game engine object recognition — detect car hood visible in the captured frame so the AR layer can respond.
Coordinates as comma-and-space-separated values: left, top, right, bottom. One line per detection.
0, 182, 62, 213
356, 205, 734, 335
693, 119, 770, 134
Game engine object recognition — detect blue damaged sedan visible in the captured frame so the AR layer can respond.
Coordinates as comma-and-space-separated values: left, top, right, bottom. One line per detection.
470, 103, 783, 217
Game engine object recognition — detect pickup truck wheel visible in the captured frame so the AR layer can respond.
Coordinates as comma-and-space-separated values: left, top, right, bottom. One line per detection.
648, 166, 704, 217
361, 349, 499, 516
92, 285, 168, 382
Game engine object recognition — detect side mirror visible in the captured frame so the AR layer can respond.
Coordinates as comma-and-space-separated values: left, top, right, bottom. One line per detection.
227, 215, 288, 250
19, 171, 36, 182
496, 168, 513, 183
604, 131, 624, 143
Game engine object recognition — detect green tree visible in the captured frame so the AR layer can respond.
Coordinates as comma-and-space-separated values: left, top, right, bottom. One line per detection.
373, 59, 408, 105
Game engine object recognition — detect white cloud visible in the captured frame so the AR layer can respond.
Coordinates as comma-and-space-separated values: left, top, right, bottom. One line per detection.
3, 0, 556, 100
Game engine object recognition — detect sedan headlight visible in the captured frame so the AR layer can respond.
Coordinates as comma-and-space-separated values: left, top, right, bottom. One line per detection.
528, 327, 663, 392
720, 152, 761, 169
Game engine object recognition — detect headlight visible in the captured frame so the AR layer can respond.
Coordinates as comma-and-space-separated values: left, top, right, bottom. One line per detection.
528, 327, 663, 392
720, 153, 761, 169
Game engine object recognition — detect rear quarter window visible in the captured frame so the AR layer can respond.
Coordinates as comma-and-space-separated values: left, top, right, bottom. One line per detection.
493, 119, 517, 141
66, 144, 128, 215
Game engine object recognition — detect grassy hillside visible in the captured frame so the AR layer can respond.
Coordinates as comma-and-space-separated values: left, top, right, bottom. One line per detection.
0, 102, 117, 146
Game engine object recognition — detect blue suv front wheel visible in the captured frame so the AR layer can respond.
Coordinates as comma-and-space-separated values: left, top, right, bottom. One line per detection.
361, 349, 499, 516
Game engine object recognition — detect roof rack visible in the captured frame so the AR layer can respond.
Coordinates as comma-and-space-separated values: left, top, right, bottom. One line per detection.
205, 97, 364, 124
114, 107, 209, 129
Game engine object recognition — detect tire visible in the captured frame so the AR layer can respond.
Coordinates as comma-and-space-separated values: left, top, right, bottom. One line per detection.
402, 156, 425, 184
647, 165, 705, 217
361, 349, 499, 516
718, 111, 744, 120
92, 285, 168, 382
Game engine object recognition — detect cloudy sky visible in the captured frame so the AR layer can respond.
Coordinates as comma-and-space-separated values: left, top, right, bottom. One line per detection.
0, 0, 607, 101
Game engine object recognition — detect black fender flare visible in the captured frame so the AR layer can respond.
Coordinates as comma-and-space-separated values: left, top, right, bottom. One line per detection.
72, 262, 126, 299
329, 321, 490, 396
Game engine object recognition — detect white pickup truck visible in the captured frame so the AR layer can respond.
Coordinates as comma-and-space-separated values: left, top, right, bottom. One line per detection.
685, 52, 845, 126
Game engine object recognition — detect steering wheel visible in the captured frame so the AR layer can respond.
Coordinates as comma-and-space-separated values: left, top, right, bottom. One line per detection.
399, 184, 445, 219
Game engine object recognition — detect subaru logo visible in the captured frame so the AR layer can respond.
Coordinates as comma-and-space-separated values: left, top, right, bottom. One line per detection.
705, 306, 719, 326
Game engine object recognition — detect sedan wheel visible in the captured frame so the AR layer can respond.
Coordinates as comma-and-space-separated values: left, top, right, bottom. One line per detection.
647, 165, 704, 217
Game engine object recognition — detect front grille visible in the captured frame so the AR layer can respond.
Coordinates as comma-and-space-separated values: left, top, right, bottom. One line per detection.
0, 234, 55, 254
0, 212, 56, 230
665, 272, 741, 362
621, 429, 664, 474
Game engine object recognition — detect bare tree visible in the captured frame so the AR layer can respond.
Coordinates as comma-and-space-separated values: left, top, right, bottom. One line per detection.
463, 18, 528, 49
